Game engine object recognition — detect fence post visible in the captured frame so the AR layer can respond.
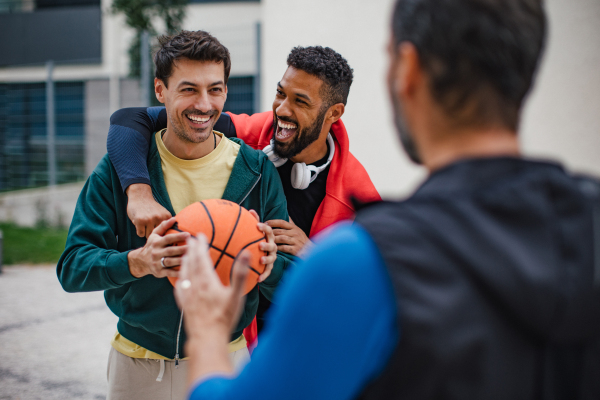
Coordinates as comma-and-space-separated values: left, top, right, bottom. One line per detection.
254, 22, 262, 114
140, 30, 151, 106
0, 229, 3, 274
46, 60, 56, 187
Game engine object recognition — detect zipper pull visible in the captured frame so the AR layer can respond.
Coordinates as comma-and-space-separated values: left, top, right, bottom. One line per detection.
175, 353, 180, 368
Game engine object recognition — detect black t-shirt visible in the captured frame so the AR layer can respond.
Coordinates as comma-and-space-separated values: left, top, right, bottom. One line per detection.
276, 143, 331, 237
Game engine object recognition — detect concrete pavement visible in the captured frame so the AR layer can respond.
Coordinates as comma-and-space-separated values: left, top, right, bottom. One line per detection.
0, 265, 118, 400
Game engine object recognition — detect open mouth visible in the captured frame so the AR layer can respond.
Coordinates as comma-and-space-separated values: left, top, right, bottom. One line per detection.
186, 113, 212, 128
275, 118, 298, 141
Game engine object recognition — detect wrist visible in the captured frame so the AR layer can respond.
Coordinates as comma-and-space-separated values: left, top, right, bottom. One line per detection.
127, 249, 146, 278
126, 183, 153, 198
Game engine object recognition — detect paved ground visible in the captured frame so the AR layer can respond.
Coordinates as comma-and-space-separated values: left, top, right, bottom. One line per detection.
0, 265, 118, 400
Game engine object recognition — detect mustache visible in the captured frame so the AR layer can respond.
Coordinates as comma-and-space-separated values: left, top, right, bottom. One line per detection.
184, 110, 218, 116
276, 115, 299, 126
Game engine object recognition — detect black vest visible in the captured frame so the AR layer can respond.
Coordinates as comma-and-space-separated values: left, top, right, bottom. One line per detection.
355, 158, 600, 400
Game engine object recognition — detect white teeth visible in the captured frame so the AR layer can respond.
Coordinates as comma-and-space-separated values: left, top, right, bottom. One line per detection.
188, 115, 210, 123
278, 120, 297, 130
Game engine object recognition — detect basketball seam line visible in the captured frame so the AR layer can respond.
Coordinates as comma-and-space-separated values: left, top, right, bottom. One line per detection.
214, 205, 243, 269
171, 225, 260, 262
199, 201, 216, 247
230, 236, 267, 281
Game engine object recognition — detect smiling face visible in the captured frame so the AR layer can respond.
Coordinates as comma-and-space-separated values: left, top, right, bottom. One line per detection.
271, 67, 329, 160
155, 58, 227, 146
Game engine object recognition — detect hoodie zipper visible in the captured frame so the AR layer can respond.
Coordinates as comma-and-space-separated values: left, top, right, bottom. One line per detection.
171, 173, 262, 364
239, 174, 261, 205
174, 311, 183, 367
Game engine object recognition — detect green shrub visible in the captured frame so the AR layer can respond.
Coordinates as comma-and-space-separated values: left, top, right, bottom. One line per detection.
0, 223, 68, 265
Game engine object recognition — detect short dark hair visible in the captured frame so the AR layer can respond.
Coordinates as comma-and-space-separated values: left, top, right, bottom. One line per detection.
286, 46, 354, 106
154, 30, 231, 87
392, 0, 546, 130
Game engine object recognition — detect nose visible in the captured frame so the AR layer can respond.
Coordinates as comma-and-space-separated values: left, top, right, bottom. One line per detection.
194, 91, 212, 113
275, 97, 292, 119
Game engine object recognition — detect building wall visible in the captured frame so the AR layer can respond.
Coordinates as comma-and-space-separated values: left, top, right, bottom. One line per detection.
85, 78, 142, 176
261, 0, 600, 198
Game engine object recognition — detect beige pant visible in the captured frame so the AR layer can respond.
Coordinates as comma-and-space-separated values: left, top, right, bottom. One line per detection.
106, 346, 250, 400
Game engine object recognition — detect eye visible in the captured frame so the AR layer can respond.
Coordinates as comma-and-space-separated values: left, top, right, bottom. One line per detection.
182, 87, 194, 93
296, 99, 307, 105
276, 89, 285, 96
211, 87, 223, 93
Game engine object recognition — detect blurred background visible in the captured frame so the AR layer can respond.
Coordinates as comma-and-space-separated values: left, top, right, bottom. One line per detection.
0, 0, 599, 230
0, 0, 598, 397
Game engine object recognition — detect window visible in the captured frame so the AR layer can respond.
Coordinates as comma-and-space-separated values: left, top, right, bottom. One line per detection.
0, 81, 85, 191
223, 76, 255, 115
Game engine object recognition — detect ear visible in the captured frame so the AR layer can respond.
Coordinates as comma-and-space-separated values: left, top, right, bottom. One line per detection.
326, 103, 345, 125
396, 42, 422, 100
155, 78, 167, 104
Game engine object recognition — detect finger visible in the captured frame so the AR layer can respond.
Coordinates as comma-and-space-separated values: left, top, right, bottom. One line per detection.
157, 232, 190, 247
274, 235, 294, 245
134, 221, 145, 238
152, 217, 178, 236
188, 234, 219, 285
160, 255, 184, 268
159, 268, 179, 278
259, 241, 277, 254
257, 222, 275, 243
289, 216, 295, 225
258, 262, 273, 282
266, 219, 293, 229
260, 253, 277, 266
248, 209, 260, 222
160, 246, 188, 259
231, 250, 250, 294
272, 228, 292, 237
276, 244, 298, 255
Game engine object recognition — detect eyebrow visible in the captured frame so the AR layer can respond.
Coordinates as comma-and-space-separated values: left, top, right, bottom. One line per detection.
278, 81, 312, 102
178, 80, 224, 88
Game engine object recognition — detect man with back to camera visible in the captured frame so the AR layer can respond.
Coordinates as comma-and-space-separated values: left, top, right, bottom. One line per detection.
106, 46, 381, 336
172, 0, 600, 399
56, 30, 294, 400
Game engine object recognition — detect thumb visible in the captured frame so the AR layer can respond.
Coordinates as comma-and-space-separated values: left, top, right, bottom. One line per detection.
230, 250, 251, 297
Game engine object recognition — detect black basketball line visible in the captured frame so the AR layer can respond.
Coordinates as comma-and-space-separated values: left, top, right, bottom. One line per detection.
199, 201, 216, 247
214, 205, 243, 269
229, 236, 267, 282
169, 225, 240, 262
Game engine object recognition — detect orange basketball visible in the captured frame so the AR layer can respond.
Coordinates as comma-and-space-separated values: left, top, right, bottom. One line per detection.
166, 199, 267, 294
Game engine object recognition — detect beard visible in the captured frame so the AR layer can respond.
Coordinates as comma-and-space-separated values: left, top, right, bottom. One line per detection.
389, 80, 422, 165
169, 109, 218, 144
272, 105, 327, 160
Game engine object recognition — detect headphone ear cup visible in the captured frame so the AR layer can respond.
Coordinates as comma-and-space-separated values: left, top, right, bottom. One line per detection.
263, 143, 287, 167
291, 163, 311, 190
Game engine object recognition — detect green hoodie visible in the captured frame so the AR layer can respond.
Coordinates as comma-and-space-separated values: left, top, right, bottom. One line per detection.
57, 137, 294, 359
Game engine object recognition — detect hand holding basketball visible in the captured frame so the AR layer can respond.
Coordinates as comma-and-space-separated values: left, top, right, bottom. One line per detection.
248, 209, 277, 282
175, 235, 250, 338
127, 217, 190, 279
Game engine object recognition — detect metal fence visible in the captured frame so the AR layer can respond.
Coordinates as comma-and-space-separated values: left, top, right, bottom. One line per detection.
0, 81, 85, 192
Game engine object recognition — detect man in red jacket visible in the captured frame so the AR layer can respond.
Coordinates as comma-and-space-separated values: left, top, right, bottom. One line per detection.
107, 45, 381, 340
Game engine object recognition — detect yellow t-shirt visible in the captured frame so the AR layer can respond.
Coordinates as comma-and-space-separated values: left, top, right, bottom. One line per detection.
156, 129, 240, 213
112, 129, 245, 359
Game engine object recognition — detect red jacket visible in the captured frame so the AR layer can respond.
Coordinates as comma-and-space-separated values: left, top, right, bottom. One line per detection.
228, 111, 381, 236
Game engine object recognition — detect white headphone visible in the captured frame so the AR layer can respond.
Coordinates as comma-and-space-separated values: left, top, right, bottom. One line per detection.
262, 133, 335, 190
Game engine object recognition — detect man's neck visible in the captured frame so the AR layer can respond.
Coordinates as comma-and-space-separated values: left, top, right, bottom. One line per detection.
420, 125, 520, 172
162, 128, 220, 160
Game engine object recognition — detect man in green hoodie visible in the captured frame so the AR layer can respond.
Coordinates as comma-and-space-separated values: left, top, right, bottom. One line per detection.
57, 30, 293, 400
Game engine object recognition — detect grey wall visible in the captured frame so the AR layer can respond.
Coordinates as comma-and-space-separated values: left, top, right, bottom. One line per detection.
0, 6, 101, 67
85, 78, 141, 176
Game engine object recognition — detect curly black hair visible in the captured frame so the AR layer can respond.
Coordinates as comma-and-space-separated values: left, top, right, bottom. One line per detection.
286, 46, 354, 106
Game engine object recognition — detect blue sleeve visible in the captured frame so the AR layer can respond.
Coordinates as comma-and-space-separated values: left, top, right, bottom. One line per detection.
107, 106, 167, 192
188, 223, 399, 400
